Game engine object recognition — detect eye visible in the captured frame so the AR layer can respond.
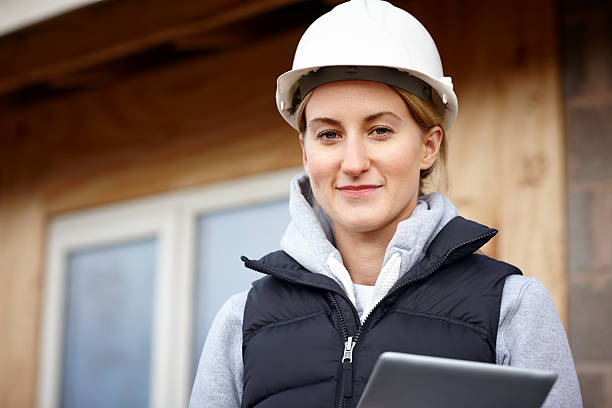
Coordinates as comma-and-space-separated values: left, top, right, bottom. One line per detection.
370, 126, 392, 139
317, 130, 340, 143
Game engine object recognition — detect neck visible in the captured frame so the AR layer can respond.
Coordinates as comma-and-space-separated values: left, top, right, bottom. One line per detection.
334, 221, 399, 286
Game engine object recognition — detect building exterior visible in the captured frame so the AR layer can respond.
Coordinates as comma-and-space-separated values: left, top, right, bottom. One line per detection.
0, 0, 609, 406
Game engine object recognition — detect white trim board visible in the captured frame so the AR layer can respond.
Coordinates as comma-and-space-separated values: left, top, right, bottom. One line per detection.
0, 0, 103, 36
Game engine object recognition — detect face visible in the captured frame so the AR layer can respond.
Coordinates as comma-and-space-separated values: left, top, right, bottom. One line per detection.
301, 80, 441, 235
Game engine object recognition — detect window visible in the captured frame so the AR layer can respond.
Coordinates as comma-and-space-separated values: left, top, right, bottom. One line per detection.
62, 239, 157, 408
193, 199, 290, 373
38, 168, 300, 408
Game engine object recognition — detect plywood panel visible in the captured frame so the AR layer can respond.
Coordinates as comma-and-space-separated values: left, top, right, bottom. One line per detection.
0, 194, 44, 408
398, 0, 567, 321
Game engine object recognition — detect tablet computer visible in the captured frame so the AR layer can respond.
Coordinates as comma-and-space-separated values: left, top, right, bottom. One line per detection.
356, 352, 557, 408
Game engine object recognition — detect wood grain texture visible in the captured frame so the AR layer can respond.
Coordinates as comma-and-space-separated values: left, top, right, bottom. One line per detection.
1, 26, 305, 212
0, 194, 44, 408
398, 0, 567, 320
0, 0, 304, 94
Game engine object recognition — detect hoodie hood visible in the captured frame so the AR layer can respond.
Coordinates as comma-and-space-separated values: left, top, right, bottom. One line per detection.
280, 173, 457, 316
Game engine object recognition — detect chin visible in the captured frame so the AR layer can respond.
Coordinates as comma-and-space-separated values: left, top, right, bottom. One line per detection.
335, 213, 389, 234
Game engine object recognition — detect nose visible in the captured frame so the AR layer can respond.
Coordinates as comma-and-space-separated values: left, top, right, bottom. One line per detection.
341, 136, 370, 176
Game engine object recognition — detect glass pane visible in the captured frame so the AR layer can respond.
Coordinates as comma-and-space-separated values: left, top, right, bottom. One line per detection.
194, 199, 290, 369
61, 238, 157, 408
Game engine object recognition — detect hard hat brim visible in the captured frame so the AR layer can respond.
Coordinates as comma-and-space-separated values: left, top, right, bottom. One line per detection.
276, 65, 458, 132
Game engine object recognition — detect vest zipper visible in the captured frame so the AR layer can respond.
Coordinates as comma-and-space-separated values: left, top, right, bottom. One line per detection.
327, 293, 354, 408
342, 337, 355, 400
329, 230, 496, 408
242, 228, 496, 408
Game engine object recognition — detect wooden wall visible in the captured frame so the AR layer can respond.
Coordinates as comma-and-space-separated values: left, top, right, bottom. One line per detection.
0, 0, 564, 406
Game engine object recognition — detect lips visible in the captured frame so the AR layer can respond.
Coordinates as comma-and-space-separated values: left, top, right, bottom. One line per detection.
337, 184, 381, 198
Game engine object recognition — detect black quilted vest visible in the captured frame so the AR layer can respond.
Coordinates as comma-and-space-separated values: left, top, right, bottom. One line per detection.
240, 217, 521, 408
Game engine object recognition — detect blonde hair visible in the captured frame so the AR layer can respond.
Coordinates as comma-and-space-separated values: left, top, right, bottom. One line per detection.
296, 83, 448, 195
391, 86, 448, 195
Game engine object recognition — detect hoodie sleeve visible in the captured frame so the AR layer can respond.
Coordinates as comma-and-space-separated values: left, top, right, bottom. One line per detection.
497, 275, 583, 408
189, 291, 248, 408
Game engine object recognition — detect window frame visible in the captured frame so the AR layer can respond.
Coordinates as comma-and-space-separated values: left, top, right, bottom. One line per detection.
38, 168, 300, 408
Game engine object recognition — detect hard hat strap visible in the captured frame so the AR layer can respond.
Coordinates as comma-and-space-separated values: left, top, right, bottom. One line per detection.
290, 66, 433, 114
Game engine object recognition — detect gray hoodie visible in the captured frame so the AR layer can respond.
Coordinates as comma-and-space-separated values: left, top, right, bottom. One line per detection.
190, 174, 582, 408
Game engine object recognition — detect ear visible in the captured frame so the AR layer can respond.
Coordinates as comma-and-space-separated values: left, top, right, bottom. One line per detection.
420, 125, 443, 170
299, 136, 309, 174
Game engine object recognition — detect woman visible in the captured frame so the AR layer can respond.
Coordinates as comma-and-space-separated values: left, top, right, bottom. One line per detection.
190, 1, 582, 407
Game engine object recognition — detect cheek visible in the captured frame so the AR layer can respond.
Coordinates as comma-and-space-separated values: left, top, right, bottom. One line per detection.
303, 146, 338, 185
306, 158, 335, 192
378, 140, 423, 177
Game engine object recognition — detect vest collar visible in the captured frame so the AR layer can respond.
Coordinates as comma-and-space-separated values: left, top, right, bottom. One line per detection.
243, 216, 497, 296
391, 216, 497, 291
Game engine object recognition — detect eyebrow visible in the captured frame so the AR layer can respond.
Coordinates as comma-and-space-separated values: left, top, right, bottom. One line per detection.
364, 111, 402, 122
308, 111, 402, 128
307, 117, 342, 128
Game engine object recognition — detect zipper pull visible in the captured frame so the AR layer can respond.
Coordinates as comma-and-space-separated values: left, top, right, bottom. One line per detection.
342, 336, 355, 363
342, 337, 355, 398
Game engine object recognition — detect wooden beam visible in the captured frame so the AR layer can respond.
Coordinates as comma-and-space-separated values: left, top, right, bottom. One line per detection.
0, 25, 306, 212
0, 0, 307, 95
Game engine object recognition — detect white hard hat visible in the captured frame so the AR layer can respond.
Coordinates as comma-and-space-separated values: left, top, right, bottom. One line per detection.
276, 0, 458, 131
